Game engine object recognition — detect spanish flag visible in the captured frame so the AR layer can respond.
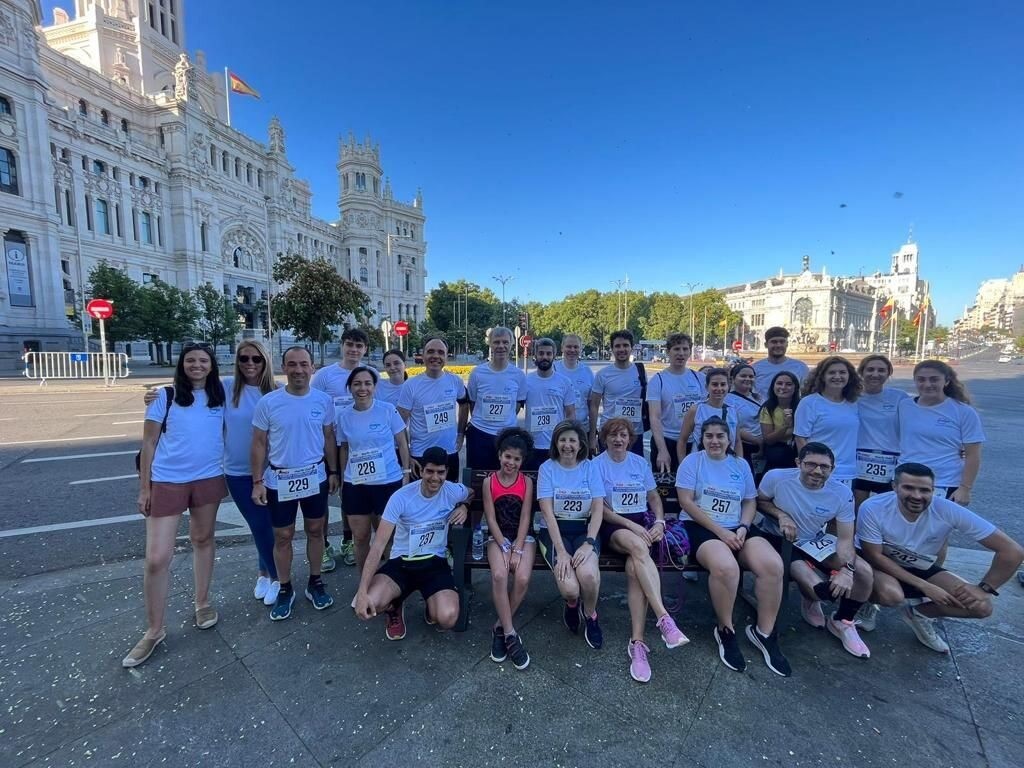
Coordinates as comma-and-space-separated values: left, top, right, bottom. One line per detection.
912, 295, 930, 328
879, 296, 896, 322
228, 71, 260, 99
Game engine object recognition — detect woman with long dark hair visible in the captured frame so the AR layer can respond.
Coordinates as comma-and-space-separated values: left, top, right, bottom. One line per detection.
758, 371, 801, 476
378, 349, 409, 406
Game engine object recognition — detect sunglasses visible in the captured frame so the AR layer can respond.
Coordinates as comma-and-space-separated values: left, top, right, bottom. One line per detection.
182, 342, 213, 352
238, 355, 264, 364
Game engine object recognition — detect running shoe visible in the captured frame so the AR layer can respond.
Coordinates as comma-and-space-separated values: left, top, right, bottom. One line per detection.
505, 633, 530, 670
899, 605, 949, 653
827, 616, 871, 658
656, 614, 690, 649
800, 597, 826, 629
854, 602, 880, 632
270, 590, 295, 621
490, 626, 507, 663
385, 604, 407, 641
628, 640, 652, 683
341, 540, 356, 567
305, 582, 334, 611
254, 576, 271, 600
263, 580, 281, 607
122, 631, 166, 668
563, 601, 580, 634
745, 624, 792, 677
713, 626, 746, 672
582, 608, 603, 650
321, 546, 337, 573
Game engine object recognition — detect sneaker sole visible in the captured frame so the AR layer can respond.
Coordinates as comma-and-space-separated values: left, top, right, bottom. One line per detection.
304, 589, 334, 611
900, 608, 949, 653
584, 629, 602, 650
713, 628, 745, 672
511, 654, 530, 670
627, 646, 651, 683
827, 621, 870, 659
490, 652, 508, 663
744, 626, 790, 677
122, 633, 166, 668
661, 630, 690, 649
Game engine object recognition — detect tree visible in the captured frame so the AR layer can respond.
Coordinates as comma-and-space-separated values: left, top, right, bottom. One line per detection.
895, 318, 919, 355
1015, 336, 1024, 354
272, 253, 371, 364
193, 283, 243, 350
425, 280, 501, 355
140, 278, 200, 364
86, 261, 146, 343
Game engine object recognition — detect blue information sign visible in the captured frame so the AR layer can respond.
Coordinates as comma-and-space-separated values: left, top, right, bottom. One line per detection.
71, 353, 88, 363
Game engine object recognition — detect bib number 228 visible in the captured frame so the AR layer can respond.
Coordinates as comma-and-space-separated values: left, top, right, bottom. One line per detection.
357, 460, 377, 477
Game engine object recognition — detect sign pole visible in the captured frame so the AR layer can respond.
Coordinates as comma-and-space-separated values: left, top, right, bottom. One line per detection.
98, 317, 108, 386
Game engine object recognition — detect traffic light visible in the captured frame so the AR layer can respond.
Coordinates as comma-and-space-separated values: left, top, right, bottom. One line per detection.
518, 311, 529, 330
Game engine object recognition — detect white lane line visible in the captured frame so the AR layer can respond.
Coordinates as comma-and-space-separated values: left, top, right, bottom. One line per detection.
112, 420, 145, 425
2, 399, 123, 406
21, 450, 138, 464
69, 473, 138, 485
0, 514, 141, 538
0, 434, 127, 446
0, 418, 13, 421
73, 411, 145, 417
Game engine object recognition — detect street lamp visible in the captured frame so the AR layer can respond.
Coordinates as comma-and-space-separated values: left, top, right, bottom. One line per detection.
682, 281, 702, 338
493, 273, 514, 327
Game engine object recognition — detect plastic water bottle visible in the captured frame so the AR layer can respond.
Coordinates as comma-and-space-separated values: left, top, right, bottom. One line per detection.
472, 523, 485, 561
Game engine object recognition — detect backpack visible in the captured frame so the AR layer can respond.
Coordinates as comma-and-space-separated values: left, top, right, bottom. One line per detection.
642, 509, 691, 568
135, 387, 173, 472
636, 362, 651, 432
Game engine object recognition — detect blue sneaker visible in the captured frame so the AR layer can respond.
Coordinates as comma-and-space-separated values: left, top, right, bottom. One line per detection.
582, 607, 603, 650
270, 590, 295, 621
305, 582, 334, 611
563, 601, 580, 634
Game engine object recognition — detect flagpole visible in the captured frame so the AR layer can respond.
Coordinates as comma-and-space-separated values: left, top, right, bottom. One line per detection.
224, 67, 232, 127
920, 284, 931, 360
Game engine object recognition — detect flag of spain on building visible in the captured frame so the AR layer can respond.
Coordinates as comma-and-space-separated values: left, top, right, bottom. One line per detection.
228, 71, 260, 99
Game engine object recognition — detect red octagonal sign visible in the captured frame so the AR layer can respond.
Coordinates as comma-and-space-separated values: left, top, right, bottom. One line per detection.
86, 298, 115, 319
394, 320, 409, 337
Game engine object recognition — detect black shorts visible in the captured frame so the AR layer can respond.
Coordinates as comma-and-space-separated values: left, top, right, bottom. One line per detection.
412, 452, 460, 483
377, 555, 455, 600
268, 480, 329, 528
600, 512, 647, 549
341, 480, 402, 517
465, 423, 500, 471
853, 478, 892, 495
683, 519, 764, 558
537, 521, 601, 569
894, 563, 947, 600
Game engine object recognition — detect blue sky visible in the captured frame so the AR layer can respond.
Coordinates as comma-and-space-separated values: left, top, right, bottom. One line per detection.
46, 1, 1024, 323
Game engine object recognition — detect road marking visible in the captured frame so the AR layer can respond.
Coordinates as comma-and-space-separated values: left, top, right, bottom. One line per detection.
0, 434, 127, 446
0, 514, 141, 539
112, 420, 145, 425
73, 411, 145, 417
2, 399, 124, 406
69, 473, 138, 485
21, 450, 138, 464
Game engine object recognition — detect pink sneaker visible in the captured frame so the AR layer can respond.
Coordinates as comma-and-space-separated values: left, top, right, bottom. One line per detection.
800, 597, 826, 629
628, 640, 652, 683
656, 614, 690, 649
827, 616, 870, 658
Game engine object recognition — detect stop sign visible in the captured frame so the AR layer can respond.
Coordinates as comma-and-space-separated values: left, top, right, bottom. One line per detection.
394, 320, 409, 337
829, 341, 837, 351
86, 298, 114, 319
520, 335, 533, 348
731, 339, 742, 351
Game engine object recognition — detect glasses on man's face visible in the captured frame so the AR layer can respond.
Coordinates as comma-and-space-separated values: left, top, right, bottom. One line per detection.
801, 460, 833, 473
238, 355, 264, 364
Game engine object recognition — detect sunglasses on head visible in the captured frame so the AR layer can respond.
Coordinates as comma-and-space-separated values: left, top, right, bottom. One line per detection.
182, 342, 213, 352
238, 354, 264, 364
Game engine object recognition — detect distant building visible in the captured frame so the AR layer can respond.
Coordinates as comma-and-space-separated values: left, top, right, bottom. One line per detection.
954, 268, 1024, 335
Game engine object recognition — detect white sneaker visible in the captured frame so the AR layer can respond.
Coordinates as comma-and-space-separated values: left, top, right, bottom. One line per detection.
254, 576, 272, 600
900, 604, 949, 653
854, 602, 880, 632
263, 580, 281, 606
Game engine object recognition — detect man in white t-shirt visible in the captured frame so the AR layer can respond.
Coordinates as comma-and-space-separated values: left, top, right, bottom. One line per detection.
354, 447, 473, 640
524, 338, 575, 470
251, 346, 340, 621
465, 327, 527, 471
648, 332, 706, 474
554, 334, 594, 436
589, 329, 645, 456
757, 442, 873, 659
857, 462, 1024, 653
752, 327, 810, 400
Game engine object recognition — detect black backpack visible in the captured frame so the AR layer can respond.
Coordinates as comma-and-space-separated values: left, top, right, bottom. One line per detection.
636, 362, 651, 432
135, 387, 173, 472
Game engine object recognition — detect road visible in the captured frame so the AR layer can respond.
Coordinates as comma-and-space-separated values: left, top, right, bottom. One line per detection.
1, 353, 1021, 581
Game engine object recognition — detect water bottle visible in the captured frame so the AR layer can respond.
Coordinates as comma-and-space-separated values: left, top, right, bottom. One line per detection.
472, 522, 485, 561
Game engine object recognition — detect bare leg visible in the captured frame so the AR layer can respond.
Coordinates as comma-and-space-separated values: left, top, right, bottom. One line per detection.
696, 540, 740, 630
349, 515, 374, 572
487, 540, 514, 633
273, 525, 295, 584
143, 515, 182, 638
188, 502, 218, 609
737, 538, 784, 635
625, 558, 647, 641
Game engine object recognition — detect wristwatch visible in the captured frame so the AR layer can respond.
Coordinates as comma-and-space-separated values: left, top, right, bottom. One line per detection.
978, 581, 999, 596
583, 536, 597, 547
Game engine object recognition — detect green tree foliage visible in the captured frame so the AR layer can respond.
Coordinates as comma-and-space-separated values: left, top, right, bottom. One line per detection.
141, 278, 199, 364
425, 280, 501, 355
1016, 336, 1024, 354
86, 261, 146, 342
193, 283, 243, 350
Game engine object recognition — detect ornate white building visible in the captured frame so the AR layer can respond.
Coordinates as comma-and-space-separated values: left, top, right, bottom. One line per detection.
0, 0, 427, 367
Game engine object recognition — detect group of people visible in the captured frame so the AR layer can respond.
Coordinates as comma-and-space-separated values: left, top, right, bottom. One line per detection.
124, 325, 1023, 689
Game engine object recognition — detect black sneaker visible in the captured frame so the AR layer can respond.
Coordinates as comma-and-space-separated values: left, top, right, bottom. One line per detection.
304, 581, 334, 611
714, 626, 746, 672
745, 624, 792, 677
563, 601, 580, 634
582, 607, 603, 650
490, 626, 507, 663
505, 632, 530, 670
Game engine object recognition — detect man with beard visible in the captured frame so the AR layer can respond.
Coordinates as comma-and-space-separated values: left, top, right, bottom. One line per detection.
524, 338, 575, 470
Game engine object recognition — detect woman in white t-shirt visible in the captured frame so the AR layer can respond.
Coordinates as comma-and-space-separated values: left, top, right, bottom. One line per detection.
853, 354, 908, 510
377, 349, 408, 406
727, 362, 763, 471
675, 417, 790, 677
794, 356, 862, 484
125, 343, 227, 668
898, 360, 985, 505
676, 368, 743, 459
336, 366, 411, 571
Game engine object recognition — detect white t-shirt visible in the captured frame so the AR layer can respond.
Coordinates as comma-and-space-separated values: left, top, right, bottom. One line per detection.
554, 360, 595, 429
725, 392, 763, 442
897, 397, 986, 488
537, 458, 604, 525
857, 388, 908, 452
146, 388, 225, 483
648, 368, 706, 439
757, 467, 854, 540
857, 491, 996, 570
592, 451, 656, 516
397, 371, 467, 456
251, 388, 335, 490
592, 363, 644, 429
794, 394, 860, 481
753, 357, 810, 400
335, 400, 406, 485
675, 451, 756, 528
467, 363, 528, 435
222, 376, 280, 476
311, 363, 359, 412
376, 379, 404, 407
383, 480, 471, 560
688, 401, 740, 451
525, 371, 574, 449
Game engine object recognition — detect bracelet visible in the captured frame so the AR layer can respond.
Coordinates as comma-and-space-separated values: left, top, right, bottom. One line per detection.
651, 520, 666, 527
501, 540, 512, 553
844, 562, 856, 573
402, 469, 412, 474
253, 479, 264, 485
978, 581, 999, 596
512, 547, 524, 555
735, 524, 749, 532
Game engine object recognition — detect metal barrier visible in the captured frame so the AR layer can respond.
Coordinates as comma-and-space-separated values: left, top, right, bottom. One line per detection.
22, 352, 131, 384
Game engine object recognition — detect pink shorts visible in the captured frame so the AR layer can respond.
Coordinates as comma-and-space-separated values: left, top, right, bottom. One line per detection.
149, 476, 227, 518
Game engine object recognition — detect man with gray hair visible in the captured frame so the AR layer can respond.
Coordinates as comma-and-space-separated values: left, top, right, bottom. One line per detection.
524, 337, 576, 470
554, 333, 594, 441
466, 326, 528, 471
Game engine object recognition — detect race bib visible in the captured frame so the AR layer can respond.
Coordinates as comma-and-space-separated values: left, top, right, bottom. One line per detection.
529, 405, 558, 433
350, 447, 385, 485
796, 532, 838, 562
424, 401, 456, 434
856, 449, 898, 483
554, 487, 591, 520
616, 398, 642, 423
276, 464, 319, 502
333, 395, 353, 411
406, 519, 448, 558
480, 393, 513, 424
611, 483, 646, 515
882, 543, 937, 570
697, 485, 742, 528
673, 394, 695, 420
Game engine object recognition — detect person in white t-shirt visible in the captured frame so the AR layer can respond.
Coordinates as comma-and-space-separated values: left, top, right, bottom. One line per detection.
794, 356, 861, 483
524, 338, 575, 470
675, 417, 790, 677
726, 362, 763, 472
676, 368, 743, 459
752, 326, 810, 399
553, 333, 595, 436
377, 349, 408, 406
852, 355, 908, 509
251, 347, 339, 622
757, 443, 874, 659
857, 462, 1023, 653
648, 332, 706, 475
354, 447, 473, 638
589, 329, 646, 456
466, 326, 527, 471
124, 343, 227, 668
898, 360, 985, 505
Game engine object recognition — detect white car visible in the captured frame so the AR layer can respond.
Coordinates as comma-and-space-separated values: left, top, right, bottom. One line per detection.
998, 355, 1011, 363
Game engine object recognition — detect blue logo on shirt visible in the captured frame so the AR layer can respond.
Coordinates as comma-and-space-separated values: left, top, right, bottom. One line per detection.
310, 407, 324, 420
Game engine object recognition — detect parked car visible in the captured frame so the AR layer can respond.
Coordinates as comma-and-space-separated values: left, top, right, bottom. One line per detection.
998, 355, 1011, 363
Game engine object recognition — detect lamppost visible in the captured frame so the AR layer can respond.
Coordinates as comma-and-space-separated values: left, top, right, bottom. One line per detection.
493, 273, 514, 327
682, 281, 702, 338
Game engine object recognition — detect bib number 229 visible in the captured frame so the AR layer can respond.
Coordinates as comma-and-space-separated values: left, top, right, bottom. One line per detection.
288, 477, 310, 494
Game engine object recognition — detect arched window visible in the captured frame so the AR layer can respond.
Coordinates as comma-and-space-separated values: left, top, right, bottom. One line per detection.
793, 297, 814, 327
100, 109, 110, 125
0, 97, 12, 116
78, 99, 88, 116
210, 144, 217, 165
0, 148, 19, 195
256, 169, 263, 189
412, 305, 418, 321
377, 301, 384, 316
359, 266, 368, 284
121, 118, 130, 135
